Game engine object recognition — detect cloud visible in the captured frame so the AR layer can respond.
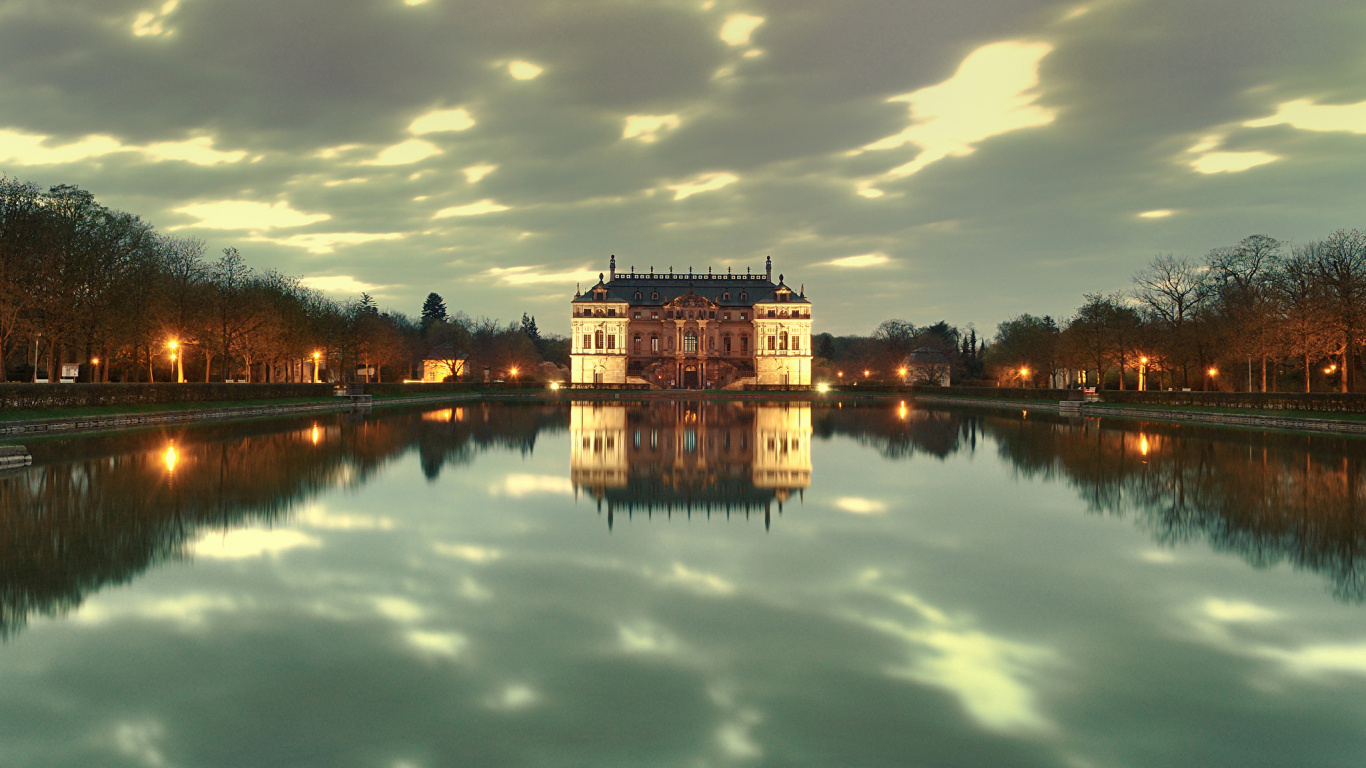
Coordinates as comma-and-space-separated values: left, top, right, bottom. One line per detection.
433, 199, 511, 218
1137, 209, 1176, 219
249, 232, 404, 254
1244, 98, 1366, 134
1189, 150, 1278, 174
192, 528, 321, 559
719, 14, 764, 46
173, 200, 330, 230
668, 171, 739, 200
132, 0, 181, 38
484, 265, 598, 286
508, 60, 544, 80
623, 114, 681, 143
300, 275, 384, 294
858, 40, 1055, 179
666, 562, 736, 596
0, 128, 244, 166
368, 138, 443, 165
463, 163, 498, 183
818, 253, 891, 268
408, 107, 476, 135
298, 503, 395, 530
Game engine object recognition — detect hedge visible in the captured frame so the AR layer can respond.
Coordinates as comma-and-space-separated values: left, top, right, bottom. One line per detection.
1100, 390, 1366, 413
0, 382, 331, 410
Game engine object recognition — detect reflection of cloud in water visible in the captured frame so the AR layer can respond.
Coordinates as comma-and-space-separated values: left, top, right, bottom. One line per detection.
487, 684, 539, 711
617, 620, 680, 655
433, 542, 503, 563
112, 719, 169, 768
192, 528, 321, 560
74, 592, 241, 628
861, 587, 1053, 732
490, 473, 573, 498
407, 630, 467, 658
299, 503, 394, 531
458, 576, 491, 601
373, 596, 424, 623
666, 563, 736, 596
835, 497, 887, 515
1202, 598, 1279, 623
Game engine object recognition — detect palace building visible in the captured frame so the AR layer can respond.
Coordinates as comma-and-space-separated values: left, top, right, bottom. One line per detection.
571, 256, 812, 388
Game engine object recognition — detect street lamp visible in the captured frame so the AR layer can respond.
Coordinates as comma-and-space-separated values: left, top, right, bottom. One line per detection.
1139, 357, 1148, 391
312, 351, 321, 383
1207, 366, 1218, 391
1019, 367, 1030, 388
510, 366, 519, 381
168, 340, 182, 383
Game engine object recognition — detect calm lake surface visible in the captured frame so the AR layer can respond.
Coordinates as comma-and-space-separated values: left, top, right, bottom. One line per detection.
3, 399, 1366, 767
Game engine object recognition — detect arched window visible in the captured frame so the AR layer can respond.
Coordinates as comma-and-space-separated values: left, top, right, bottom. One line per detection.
684, 331, 698, 353
651, 291, 659, 300
723, 291, 730, 300
595, 330, 604, 349
739, 291, 748, 301
634, 291, 642, 300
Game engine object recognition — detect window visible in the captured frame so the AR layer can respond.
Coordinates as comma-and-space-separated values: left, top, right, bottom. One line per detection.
741, 336, 749, 353
651, 335, 659, 353
651, 291, 659, 300
684, 331, 698, 353
740, 312, 748, 321
768, 336, 776, 350
607, 335, 615, 350
634, 334, 641, 351
768, 309, 776, 318
708, 311, 715, 319
633, 311, 641, 319
667, 311, 673, 319
708, 335, 715, 350
595, 330, 603, 350
608, 308, 616, 317
583, 334, 591, 350
651, 311, 658, 320
724, 335, 732, 353
740, 292, 747, 301
723, 291, 730, 300
723, 312, 730, 320
780, 331, 787, 351
634, 291, 642, 300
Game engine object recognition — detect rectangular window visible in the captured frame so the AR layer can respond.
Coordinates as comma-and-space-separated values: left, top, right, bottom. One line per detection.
740, 312, 748, 321
583, 334, 591, 349
608, 308, 616, 317
768, 336, 776, 350
607, 335, 615, 349
651, 312, 658, 320
667, 311, 673, 319
723, 312, 730, 320
634, 311, 641, 319
708, 311, 715, 319
651, 336, 659, 352
741, 337, 748, 352
768, 310, 776, 318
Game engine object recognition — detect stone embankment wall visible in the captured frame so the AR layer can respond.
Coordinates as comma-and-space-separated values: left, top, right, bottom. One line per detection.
0, 445, 32, 469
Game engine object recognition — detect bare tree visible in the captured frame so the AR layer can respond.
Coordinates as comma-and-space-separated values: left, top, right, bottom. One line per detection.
1133, 254, 1213, 388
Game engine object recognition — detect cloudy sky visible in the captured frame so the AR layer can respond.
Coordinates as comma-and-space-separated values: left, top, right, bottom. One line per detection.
1, 0, 1364, 335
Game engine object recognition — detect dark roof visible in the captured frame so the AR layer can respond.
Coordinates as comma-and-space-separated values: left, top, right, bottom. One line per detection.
573, 272, 809, 307
907, 347, 951, 364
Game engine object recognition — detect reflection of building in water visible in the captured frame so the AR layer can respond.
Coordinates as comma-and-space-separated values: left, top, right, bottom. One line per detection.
570, 401, 812, 528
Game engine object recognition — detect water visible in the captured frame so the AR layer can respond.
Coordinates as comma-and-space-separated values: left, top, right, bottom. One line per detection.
2, 399, 1365, 767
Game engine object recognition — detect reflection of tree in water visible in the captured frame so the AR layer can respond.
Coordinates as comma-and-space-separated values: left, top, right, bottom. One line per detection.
416, 403, 567, 480
0, 404, 564, 640
981, 415, 1366, 603
813, 401, 979, 460
815, 400, 1366, 602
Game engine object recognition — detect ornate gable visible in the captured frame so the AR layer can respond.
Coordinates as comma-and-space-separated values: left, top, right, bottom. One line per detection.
667, 293, 715, 310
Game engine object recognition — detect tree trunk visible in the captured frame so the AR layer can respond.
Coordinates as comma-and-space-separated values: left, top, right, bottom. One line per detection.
1305, 352, 1311, 393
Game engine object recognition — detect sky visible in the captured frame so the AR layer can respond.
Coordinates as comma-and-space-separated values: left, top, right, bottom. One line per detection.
1, 0, 1364, 336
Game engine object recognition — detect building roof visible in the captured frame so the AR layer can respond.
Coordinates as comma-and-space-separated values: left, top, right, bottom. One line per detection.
573, 267, 809, 306
907, 347, 952, 365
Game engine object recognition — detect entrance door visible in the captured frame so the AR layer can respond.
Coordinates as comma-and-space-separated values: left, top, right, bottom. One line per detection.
682, 365, 699, 389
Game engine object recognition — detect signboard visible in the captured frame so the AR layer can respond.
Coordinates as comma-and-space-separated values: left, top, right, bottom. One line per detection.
61, 364, 79, 379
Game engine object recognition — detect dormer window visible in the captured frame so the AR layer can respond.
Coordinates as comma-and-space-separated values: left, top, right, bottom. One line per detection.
739, 292, 748, 301
723, 291, 730, 300
634, 291, 642, 300
652, 291, 659, 300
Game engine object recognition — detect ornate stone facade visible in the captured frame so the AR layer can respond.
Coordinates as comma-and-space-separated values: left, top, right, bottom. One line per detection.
570, 256, 812, 388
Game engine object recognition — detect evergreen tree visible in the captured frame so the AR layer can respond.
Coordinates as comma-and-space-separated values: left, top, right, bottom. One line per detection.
421, 293, 447, 329
521, 313, 542, 355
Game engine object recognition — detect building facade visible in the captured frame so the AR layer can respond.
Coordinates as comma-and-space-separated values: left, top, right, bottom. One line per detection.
571, 256, 812, 388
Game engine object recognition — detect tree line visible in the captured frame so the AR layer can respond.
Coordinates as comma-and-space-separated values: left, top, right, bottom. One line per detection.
0, 176, 568, 384
988, 231, 1366, 391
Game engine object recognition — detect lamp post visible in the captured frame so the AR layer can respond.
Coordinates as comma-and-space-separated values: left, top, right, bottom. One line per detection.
1139, 357, 1147, 392
898, 366, 907, 388
1019, 367, 1030, 388
1207, 366, 1218, 391
168, 340, 182, 383
91, 357, 100, 384
312, 351, 321, 383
